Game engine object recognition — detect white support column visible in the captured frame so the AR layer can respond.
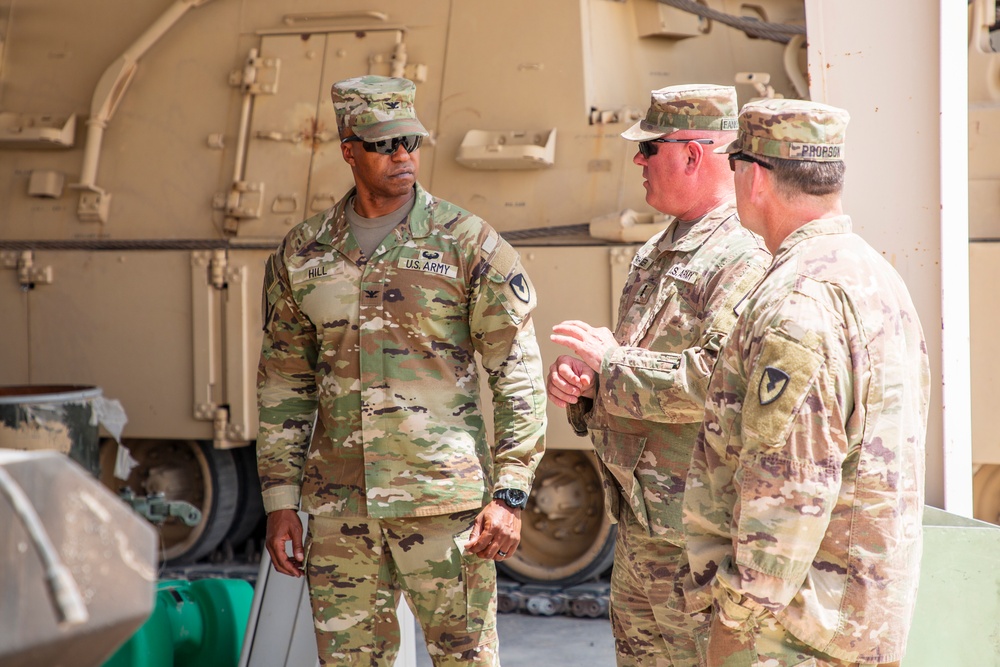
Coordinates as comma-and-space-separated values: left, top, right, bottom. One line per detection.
937, 0, 974, 517
803, 0, 972, 514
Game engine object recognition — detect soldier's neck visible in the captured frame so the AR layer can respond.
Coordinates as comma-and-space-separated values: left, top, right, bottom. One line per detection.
352, 188, 415, 219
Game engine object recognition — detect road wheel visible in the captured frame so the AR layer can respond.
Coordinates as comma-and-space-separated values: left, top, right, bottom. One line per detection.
99, 438, 239, 564
500, 449, 615, 586
223, 443, 265, 548
973, 464, 1000, 526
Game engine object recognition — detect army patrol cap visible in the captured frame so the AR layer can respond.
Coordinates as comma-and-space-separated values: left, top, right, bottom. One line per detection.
331, 75, 429, 142
716, 98, 849, 161
621, 84, 738, 142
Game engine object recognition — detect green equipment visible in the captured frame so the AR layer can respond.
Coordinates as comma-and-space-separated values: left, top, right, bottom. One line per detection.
102, 578, 254, 667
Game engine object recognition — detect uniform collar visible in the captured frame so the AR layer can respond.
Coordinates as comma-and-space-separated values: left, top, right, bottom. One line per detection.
772, 215, 853, 261
657, 198, 738, 253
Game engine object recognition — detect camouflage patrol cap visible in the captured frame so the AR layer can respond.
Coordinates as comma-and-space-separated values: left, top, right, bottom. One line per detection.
621, 84, 738, 142
715, 98, 849, 161
331, 75, 429, 142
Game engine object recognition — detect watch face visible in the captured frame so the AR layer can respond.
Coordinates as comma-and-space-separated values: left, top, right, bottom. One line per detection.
495, 488, 528, 508
507, 489, 528, 506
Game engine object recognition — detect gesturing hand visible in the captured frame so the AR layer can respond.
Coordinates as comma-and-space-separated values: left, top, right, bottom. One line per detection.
550, 320, 619, 372
547, 354, 596, 408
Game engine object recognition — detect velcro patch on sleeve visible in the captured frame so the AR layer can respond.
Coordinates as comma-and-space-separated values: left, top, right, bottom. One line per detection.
487, 241, 519, 280
261, 253, 283, 330
742, 331, 824, 447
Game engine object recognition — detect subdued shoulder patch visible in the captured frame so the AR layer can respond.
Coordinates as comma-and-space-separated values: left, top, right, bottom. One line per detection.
742, 331, 825, 447
759, 366, 790, 405
509, 273, 531, 303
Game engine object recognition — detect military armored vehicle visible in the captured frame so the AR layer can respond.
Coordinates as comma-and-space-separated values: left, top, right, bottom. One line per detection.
1, 0, 996, 588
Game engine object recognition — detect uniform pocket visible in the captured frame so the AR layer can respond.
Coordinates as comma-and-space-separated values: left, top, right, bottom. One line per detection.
590, 429, 649, 529
453, 533, 498, 634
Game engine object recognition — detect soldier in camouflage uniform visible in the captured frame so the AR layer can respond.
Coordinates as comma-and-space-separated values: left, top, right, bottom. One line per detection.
256, 76, 546, 666
683, 98, 930, 667
546, 84, 771, 667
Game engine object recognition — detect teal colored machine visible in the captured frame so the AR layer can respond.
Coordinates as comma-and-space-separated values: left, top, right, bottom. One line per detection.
904, 508, 1000, 665
102, 578, 253, 667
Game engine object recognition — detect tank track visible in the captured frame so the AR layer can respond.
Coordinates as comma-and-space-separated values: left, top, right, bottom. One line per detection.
497, 578, 611, 619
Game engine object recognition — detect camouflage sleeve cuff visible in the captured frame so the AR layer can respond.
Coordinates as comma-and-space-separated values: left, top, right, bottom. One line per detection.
261, 484, 301, 513
566, 397, 593, 435
493, 465, 534, 495
599, 347, 704, 423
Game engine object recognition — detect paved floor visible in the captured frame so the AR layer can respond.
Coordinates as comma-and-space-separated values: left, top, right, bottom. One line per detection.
414, 612, 617, 666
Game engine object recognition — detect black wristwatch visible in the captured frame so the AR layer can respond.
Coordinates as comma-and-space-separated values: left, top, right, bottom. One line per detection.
493, 488, 528, 510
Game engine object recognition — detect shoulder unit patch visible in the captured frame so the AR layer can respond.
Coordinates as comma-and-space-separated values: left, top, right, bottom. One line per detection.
509, 273, 531, 303
759, 366, 790, 405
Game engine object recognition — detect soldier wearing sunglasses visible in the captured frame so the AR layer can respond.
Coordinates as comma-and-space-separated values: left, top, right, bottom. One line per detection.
546, 84, 770, 667
257, 75, 546, 666
684, 99, 928, 667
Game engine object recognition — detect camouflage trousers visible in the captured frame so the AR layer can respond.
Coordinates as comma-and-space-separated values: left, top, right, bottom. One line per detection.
701, 610, 901, 667
306, 509, 499, 666
610, 511, 710, 667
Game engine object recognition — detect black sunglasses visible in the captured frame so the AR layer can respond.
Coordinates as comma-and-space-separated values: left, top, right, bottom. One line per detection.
638, 137, 714, 159
728, 152, 774, 172
341, 134, 423, 155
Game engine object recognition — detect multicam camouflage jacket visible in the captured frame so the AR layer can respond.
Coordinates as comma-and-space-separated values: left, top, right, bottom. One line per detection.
684, 216, 930, 663
569, 200, 770, 544
256, 183, 546, 519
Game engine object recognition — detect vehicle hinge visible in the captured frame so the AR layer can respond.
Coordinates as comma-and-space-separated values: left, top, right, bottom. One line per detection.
3, 250, 54, 287
208, 249, 228, 289
229, 53, 281, 96
214, 181, 265, 233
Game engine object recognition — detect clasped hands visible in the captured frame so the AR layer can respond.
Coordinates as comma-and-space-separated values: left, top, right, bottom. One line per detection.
546, 320, 618, 408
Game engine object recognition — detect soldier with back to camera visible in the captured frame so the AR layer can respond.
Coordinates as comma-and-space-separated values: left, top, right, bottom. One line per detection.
683, 98, 929, 667
546, 84, 770, 667
256, 75, 546, 667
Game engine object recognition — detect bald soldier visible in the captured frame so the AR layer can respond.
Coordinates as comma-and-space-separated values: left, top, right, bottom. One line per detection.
256, 76, 546, 666
546, 84, 770, 667
683, 99, 929, 667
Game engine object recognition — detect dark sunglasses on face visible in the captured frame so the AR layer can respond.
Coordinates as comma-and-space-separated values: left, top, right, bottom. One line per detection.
638, 137, 714, 159
728, 152, 774, 172
341, 134, 423, 155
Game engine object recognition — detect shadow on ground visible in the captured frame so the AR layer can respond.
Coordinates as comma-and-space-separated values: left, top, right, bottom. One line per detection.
414, 612, 616, 666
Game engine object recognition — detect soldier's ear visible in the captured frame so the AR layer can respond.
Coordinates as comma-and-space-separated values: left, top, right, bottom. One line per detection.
341, 140, 356, 167
684, 141, 704, 173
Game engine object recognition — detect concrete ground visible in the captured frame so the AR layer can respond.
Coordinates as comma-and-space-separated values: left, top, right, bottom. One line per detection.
414, 612, 617, 667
